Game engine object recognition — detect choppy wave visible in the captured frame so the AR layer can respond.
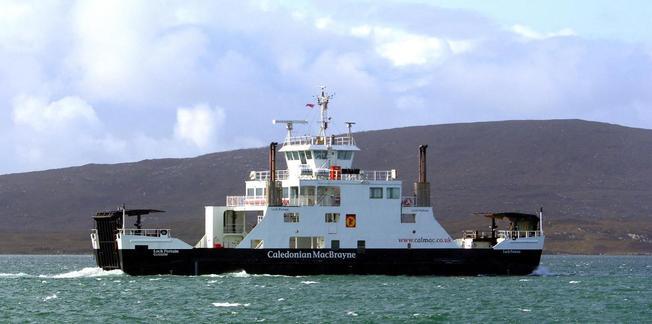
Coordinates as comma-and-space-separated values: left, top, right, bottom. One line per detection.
226, 271, 250, 278
43, 294, 58, 301
212, 302, 250, 307
202, 271, 297, 278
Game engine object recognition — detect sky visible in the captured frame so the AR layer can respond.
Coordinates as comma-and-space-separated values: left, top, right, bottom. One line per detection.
0, 0, 650, 174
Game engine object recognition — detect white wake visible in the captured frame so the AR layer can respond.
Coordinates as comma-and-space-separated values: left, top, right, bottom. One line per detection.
0, 272, 30, 278
530, 265, 556, 276
42, 267, 124, 279
212, 302, 250, 307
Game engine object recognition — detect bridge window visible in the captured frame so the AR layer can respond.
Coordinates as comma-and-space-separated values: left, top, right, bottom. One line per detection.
247, 188, 254, 196
299, 151, 307, 164
313, 150, 328, 159
369, 187, 383, 199
305, 150, 312, 159
401, 213, 416, 223
337, 151, 353, 160
291, 151, 300, 160
285, 152, 294, 160
255, 187, 264, 196
317, 186, 340, 206
341, 151, 353, 160
387, 187, 400, 199
284, 212, 300, 223
331, 240, 340, 249
325, 213, 340, 223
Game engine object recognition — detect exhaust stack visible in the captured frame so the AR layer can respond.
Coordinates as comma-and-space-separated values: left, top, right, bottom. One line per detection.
267, 142, 281, 206
414, 145, 431, 207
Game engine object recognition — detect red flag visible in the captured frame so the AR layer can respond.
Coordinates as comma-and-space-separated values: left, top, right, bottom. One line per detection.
305, 103, 315, 108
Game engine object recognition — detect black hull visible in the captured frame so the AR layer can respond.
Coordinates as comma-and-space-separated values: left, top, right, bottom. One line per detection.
95, 248, 542, 276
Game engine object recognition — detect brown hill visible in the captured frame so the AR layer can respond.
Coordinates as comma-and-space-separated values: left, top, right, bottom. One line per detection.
1, 119, 650, 254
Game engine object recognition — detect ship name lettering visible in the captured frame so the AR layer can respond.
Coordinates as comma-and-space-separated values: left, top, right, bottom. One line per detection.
266, 250, 356, 259
153, 249, 179, 256
502, 250, 521, 254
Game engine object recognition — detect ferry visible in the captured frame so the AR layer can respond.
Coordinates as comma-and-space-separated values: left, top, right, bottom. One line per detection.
91, 87, 545, 275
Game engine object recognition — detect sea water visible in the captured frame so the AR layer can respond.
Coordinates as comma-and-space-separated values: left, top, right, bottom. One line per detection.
0, 255, 650, 322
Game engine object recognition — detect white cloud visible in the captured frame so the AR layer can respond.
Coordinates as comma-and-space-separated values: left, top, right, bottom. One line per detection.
12, 95, 99, 132
174, 104, 226, 149
511, 24, 576, 40
315, 17, 334, 30
350, 25, 372, 37
349, 25, 474, 67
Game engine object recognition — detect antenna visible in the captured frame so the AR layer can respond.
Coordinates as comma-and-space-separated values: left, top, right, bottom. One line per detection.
272, 119, 308, 139
345, 121, 356, 141
316, 86, 334, 138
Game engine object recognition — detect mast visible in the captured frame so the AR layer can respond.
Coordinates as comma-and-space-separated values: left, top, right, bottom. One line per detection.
317, 86, 333, 139
345, 122, 356, 142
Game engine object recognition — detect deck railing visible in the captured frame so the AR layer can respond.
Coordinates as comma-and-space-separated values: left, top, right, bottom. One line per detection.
283, 135, 355, 146
226, 195, 267, 207
463, 230, 542, 239
249, 170, 289, 181
247, 169, 397, 181
118, 229, 171, 237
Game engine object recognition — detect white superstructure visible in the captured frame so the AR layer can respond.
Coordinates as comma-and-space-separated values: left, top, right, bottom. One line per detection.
192, 87, 543, 252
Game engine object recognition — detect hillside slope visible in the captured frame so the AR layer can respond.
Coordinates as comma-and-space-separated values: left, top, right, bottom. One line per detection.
1, 119, 650, 254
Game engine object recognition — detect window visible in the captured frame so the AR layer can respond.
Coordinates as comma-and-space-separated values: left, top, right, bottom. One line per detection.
299, 151, 307, 164
317, 186, 341, 206
325, 213, 340, 223
369, 187, 383, 199
401, 213, 416, 223
290, 236, 324, 249
247, 188, 255, 196
357, 240, 366, 249
300, 186, 315, 206
284, 212, 299, 223
331, 240, 340, 249
387, 187, 400, 199
255, 187, 264, 196
313, 150, 328, 159
282, 187, 289, 198
337, 150, 353, 160
250, 239, 263, 248
305, 150, 312, 159
291, 151, 300, 160
285, 152, 294, 160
